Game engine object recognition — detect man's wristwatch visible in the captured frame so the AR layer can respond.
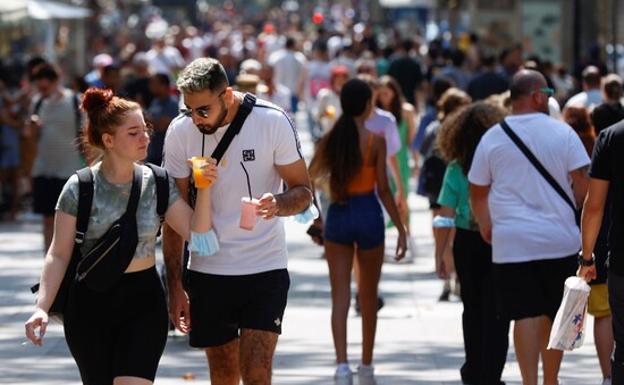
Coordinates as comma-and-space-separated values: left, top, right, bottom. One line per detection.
577, 251, 596, 267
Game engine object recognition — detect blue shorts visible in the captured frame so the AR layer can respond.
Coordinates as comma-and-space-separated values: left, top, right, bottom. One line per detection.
324, 193, 384, 250
0, 125, 20, 168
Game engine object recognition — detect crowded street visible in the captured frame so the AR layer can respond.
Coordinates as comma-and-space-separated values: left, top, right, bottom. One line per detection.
0, 124, 609, 384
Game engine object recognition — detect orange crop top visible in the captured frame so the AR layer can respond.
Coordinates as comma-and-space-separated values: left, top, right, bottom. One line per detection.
347, 133, 376, 194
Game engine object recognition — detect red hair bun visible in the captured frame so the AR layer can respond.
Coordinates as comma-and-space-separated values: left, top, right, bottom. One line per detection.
81, 87, 114, 114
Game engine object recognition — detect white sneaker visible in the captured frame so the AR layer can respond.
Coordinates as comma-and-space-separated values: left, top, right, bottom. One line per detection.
357, 364, 374, 377
602, 378, 612, 385
334, 362, 353, 380
357, 365, 377, 385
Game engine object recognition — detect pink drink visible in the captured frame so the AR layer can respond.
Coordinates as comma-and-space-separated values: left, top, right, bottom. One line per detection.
240, 197, 259, 231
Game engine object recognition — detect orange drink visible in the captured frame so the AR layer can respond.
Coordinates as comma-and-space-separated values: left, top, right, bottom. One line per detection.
191, 156, 212, 188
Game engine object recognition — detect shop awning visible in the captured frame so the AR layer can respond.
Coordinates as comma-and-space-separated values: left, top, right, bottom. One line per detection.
28, 0, 92, 20
0, 0, 92, 25
0, 0, 29, 24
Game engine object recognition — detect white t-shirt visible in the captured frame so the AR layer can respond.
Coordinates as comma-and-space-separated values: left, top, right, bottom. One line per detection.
145, 46, 186, 76
268, 49, 307, 91
257, 83, 292, 113
564, 89, 603, 111
468, 113, 590, 264
365, 108, 401, 157
32, 88, 83, 178
316, 88, 341, 134
163, 98, 303, 275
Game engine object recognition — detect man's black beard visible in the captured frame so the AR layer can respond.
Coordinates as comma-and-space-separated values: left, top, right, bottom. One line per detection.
195, 103, 228, 135
196, 125, 219, 135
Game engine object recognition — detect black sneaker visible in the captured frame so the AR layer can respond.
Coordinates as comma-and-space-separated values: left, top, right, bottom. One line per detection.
438, 287, 451, 302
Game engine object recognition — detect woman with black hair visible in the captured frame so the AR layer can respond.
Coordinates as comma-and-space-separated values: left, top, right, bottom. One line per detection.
310, 78, 407, 383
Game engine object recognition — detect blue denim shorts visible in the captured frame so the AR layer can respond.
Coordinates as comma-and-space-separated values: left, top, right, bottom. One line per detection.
324, 193, 384, 250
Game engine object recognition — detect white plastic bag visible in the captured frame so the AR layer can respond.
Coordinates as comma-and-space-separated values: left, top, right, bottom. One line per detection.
547, 276, 591, 351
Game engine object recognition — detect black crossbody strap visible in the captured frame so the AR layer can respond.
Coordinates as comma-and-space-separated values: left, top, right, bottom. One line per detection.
75, 167, 94, 244
500, 119, 577, 213
208, 93, 256, 164
33, 96, 45, 115
145, 163, 169, 230
125, 165, 143, 215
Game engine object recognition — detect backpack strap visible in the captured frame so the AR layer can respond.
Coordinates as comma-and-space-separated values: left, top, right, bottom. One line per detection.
124, 165, 143, 216
73, 92, 82, 137
33, 96, 45, 115
145, 163, 169, 227
75, 167, 94, 244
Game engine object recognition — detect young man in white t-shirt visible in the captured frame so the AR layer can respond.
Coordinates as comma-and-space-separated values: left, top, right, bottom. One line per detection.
162, 58, 312, 384
468, 70, 590, 385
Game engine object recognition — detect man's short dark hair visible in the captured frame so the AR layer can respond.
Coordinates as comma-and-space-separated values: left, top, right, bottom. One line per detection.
480, 54, 497, 67
152, 73, 170, 88
582, 66, 601, 88
450, 49, 465, 67
27, 56, 47, 80
102, 64, 120, 76
285, 37, 296, 50
31, 63, 59, 82
401, 39, 414, 52
509, 69, 546, 101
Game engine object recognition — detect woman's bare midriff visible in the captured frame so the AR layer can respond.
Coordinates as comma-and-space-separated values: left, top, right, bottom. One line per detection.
125, 255, 156, 273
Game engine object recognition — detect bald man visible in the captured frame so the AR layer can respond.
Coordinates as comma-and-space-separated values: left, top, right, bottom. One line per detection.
468, 70, 590, 385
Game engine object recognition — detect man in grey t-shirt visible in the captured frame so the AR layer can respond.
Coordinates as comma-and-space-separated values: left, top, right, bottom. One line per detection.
28, 63, 82, 252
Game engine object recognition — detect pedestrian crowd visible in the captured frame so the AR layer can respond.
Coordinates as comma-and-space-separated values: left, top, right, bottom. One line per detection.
6, 3, 624, 385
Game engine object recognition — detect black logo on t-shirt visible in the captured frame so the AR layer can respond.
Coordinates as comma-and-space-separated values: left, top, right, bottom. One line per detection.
242, 149, 255, 162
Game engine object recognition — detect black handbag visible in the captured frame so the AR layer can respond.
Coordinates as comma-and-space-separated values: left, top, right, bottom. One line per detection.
74, 165, 142, 292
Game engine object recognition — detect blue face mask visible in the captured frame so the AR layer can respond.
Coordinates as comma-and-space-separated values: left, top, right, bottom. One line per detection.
189, 229, 220, 257
293, 204, 320, 224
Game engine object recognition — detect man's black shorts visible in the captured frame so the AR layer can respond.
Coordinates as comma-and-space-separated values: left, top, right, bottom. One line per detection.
187, 268, 290, 348
493, 254, 577, 321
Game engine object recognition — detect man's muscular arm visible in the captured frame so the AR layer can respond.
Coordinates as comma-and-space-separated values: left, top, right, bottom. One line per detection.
163, 176, 191, 333
570, 165, 590, 207
256, 159, 313, 219
275, 185, 313, 216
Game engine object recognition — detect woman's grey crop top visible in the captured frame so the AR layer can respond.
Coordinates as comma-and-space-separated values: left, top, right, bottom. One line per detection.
56, 163, 181, 259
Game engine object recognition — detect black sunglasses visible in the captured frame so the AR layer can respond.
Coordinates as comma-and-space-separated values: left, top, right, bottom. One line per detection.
180, 90, 226, 118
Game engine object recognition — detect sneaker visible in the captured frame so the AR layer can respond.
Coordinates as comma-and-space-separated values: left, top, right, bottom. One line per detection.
334, 363, 353, 380
357, 364, 374, 377
357, 365, 377, 385
438, 287, 451, 302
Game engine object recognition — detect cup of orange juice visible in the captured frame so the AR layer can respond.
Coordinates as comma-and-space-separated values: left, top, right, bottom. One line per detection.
191, 156, 212, 188
325, 105, 336, 118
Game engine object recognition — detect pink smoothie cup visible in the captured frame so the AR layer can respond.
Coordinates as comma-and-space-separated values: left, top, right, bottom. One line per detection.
240, 197, 259, 231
